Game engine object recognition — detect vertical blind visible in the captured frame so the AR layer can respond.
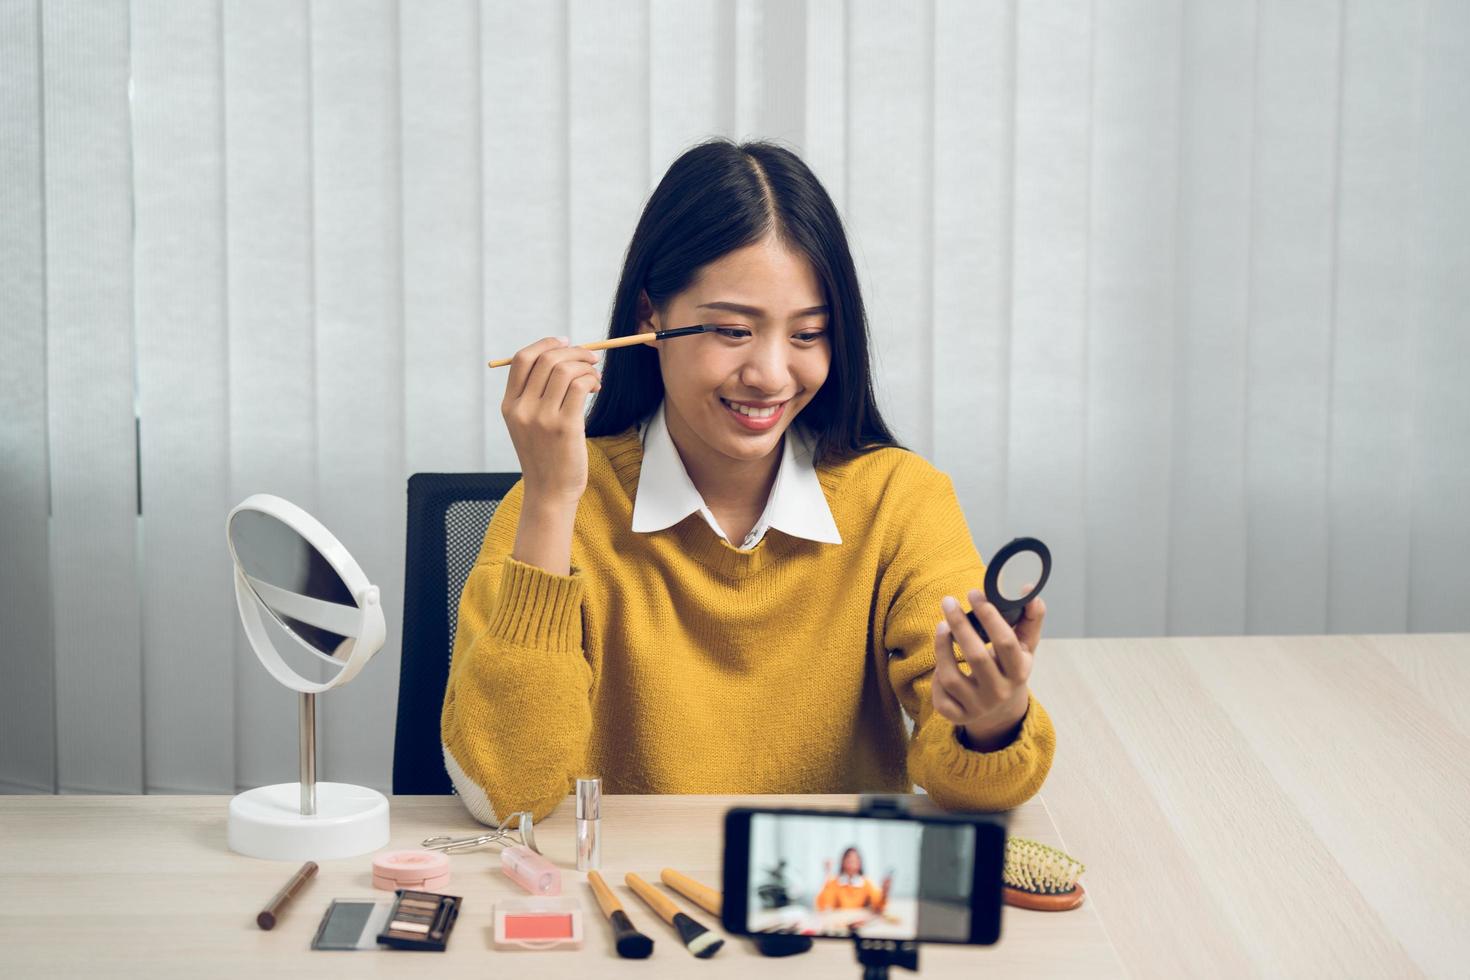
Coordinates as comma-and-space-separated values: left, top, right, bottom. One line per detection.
1, 0, 1466, 795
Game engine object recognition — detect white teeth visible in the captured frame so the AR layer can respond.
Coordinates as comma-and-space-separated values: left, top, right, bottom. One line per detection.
722, 398, 779, 419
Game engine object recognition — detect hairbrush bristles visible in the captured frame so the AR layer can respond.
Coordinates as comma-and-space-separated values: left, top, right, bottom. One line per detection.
1002, 837, 1086, 911
1005, 837, 1085, 893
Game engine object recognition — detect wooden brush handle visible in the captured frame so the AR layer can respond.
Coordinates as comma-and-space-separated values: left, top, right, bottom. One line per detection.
487, 332, 652, 368
625, 872, 680, 925
660, 868, 721, 916
587, 870, 625, 919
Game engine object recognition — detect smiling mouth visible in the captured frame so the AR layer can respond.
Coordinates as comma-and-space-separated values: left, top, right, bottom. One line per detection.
719, 397, 787, 419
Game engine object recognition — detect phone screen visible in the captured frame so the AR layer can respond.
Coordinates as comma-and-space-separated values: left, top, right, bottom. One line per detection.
741, 811, 980, 942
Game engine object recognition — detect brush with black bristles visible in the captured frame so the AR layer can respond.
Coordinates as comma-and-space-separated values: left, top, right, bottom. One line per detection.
587, 871, 654, 959
1002, 836, 1087, 911
626, 872, 724, 958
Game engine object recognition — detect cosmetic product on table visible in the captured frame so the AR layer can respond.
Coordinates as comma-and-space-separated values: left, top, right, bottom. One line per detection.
311, 899, 394, 951
576, 777, 601, 871
310, 890, 462, 952
660, 868, 720, 916
257, 860, 318, 930
493, 896, 585, 950
662, 867, 811, 957
372, 849, 450, 892
502, 843, 561, 895
1002, 837, 1087, 911
626, 872, 724, 959
421, 809, 539, 854
587, 870, 654, 959
376, 890, 462, 950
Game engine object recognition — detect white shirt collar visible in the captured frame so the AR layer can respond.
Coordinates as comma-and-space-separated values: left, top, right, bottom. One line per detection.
630, 402, 843, 550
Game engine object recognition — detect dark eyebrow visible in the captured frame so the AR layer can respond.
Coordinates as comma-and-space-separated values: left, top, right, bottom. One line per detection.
696, 301, 830, 319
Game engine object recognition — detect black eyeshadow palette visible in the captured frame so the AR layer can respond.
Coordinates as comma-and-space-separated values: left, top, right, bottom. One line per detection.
376, 889, 461, 951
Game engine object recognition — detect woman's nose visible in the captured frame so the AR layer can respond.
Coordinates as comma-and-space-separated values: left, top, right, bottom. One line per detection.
737, 339, 789, 393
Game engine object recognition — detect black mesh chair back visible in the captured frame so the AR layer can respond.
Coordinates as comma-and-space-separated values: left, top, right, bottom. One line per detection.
393, 472, 520, 794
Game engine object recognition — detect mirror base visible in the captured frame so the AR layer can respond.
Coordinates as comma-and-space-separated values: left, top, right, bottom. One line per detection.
228, 781, 390, 861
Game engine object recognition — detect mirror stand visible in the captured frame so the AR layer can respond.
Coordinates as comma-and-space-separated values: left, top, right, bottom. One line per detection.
299, 692, 316, 816
226, 686, 389, 861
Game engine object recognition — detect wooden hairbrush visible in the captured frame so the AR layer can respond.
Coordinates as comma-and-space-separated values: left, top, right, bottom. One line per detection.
1002, 836, 1086, 911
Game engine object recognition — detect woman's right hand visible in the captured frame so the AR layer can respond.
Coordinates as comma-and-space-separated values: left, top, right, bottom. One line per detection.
501, 337, 601, 504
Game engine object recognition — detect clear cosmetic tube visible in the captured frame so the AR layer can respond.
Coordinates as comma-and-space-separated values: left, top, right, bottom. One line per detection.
576, 777, 601, 871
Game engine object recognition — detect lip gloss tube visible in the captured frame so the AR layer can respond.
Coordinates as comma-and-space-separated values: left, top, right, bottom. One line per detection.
576, 777, 601, 871
502, 843, 562, 895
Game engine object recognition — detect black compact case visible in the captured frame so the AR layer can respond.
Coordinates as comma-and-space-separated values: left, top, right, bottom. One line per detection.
965, 536, 1051, 642
376, 889, 461, 951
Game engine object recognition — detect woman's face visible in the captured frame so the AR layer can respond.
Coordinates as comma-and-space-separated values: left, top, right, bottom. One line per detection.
841, 849, 861, 876
641, 236, 831, 466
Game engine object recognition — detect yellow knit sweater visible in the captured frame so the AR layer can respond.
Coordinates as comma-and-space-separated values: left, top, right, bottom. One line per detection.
441, 428, 1055, 823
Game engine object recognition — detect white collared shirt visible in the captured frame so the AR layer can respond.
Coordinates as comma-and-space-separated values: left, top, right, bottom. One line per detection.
631, 402, 843, 551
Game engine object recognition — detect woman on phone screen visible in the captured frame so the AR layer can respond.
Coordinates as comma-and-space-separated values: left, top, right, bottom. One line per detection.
815, 847, 890, 913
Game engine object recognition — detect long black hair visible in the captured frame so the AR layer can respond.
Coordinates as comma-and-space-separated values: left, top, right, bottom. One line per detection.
584, 138, 898, 463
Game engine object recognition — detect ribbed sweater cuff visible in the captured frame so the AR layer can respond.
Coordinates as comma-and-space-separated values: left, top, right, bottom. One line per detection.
938, 693, 1054, 780
485, 556, 584, 653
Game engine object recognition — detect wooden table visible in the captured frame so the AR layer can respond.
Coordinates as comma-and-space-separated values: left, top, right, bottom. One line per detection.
0, 793, 1105, 978
2, 633, 1465, 977
1034, 632, 1470, 978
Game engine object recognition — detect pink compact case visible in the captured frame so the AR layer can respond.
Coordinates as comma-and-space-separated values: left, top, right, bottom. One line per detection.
372, 849, 451, 892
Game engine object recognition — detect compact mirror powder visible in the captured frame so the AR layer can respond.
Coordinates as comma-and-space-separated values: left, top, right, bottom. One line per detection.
372, 849, 451, 892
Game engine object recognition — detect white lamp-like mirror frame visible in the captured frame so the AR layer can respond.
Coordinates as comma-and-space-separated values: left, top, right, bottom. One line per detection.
225, 493, 390, 861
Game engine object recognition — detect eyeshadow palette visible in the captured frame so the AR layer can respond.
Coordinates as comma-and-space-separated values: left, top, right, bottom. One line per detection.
376, 889, 461, 952
311, 900, 393, 951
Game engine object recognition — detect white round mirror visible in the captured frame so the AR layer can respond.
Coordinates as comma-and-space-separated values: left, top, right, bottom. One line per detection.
227, 495, 384, 693
224, 493, 389, 861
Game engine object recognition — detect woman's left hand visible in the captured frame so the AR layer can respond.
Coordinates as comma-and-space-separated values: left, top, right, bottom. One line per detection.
931, 590, 1046, 752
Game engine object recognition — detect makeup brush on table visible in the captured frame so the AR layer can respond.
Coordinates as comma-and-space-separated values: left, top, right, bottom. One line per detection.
587, 871, 654, 959
487, 324, 722, 368
662, 867, 814, 958
660, 868, 721, 916
626, 872, 724, 959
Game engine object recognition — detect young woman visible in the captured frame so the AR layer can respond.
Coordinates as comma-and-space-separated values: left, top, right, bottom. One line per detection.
441, 139, 1054, 825
815, 847, 891, 914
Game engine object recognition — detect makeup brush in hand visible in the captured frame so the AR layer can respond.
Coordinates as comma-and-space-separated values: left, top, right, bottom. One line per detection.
1002, 836, 1086, 911
626, 872, 724, 959
588, 871, 654, 959
487, 324, 722, 368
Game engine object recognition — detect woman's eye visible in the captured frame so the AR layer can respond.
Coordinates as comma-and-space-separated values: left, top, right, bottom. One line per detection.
793, 331, 826, 344
713, 327, 752, 340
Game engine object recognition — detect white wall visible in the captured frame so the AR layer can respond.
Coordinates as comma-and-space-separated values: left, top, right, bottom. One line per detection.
1, 0, 1466, 795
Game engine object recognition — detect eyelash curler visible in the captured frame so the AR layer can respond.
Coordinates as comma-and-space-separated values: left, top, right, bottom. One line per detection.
421, 809, 540, 854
